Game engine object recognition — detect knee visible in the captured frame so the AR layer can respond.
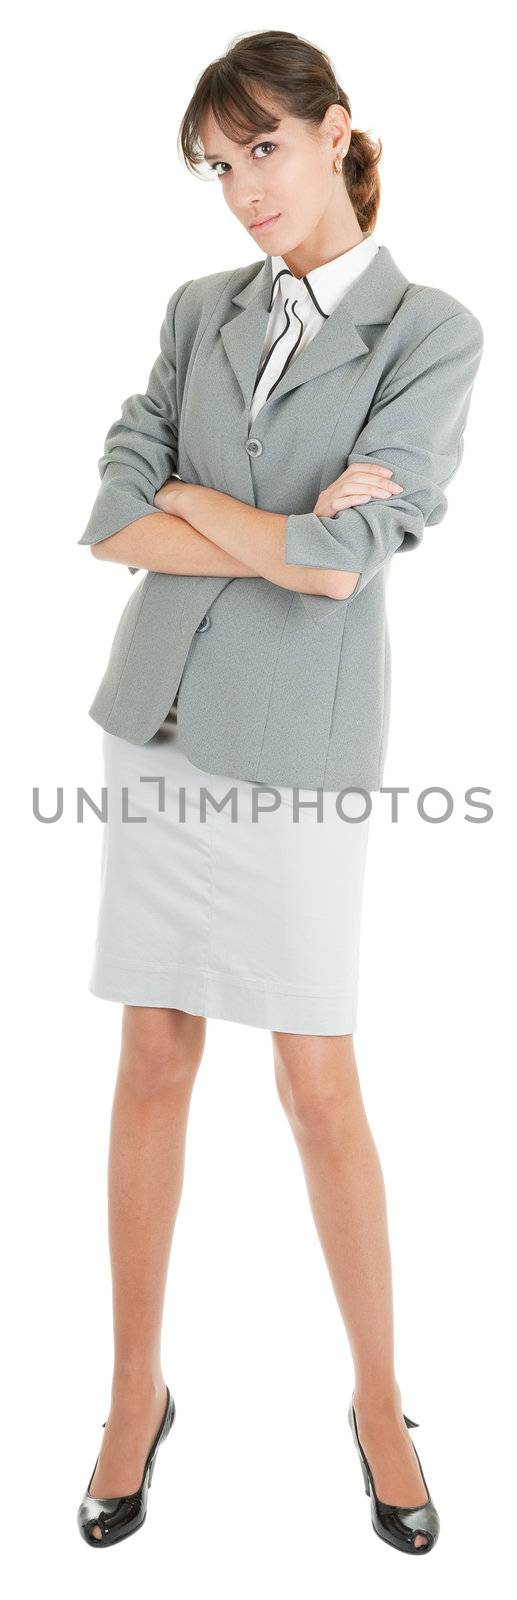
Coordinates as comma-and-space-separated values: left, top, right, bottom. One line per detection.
273, 1035, 361, 1139
119, 1007, 205, 1098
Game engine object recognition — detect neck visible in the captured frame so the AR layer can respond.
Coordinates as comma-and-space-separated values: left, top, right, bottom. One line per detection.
280, 199, 366, 280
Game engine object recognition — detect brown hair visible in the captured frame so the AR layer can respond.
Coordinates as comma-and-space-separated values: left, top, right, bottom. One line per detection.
178, 30, 382, 235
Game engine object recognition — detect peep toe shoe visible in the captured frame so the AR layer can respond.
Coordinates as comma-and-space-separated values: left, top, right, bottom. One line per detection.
77, 1384, 176, 1547
348, 1396, 440, 1554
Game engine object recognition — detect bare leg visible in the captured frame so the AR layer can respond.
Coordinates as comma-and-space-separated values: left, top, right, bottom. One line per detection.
272, 1031, 429, 1547
87, 1005, 206, 1536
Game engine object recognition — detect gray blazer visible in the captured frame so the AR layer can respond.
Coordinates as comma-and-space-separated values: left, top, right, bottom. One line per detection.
77, 245, 483, 790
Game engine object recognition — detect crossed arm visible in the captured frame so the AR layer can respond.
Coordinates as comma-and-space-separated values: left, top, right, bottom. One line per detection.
90, 483, 360, 599
85, 303, 484, 607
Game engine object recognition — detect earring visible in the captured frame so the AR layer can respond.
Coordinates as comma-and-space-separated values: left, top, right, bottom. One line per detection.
333, 150, 344, 174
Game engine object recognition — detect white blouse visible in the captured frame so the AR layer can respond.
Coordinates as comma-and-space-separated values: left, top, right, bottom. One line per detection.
250, 232, 379, 424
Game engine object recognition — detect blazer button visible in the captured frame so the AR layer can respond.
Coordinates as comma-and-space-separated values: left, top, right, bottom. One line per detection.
196, 614, 211, 632
245, 438, 263, 456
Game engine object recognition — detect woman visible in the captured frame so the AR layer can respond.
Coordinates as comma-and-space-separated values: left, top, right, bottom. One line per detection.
76, 30, 483, 1555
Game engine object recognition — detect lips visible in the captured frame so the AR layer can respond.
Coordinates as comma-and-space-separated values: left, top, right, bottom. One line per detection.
250, 213, 280, 230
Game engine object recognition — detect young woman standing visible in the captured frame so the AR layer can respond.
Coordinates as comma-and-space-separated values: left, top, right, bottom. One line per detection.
76, 30, 483, 1555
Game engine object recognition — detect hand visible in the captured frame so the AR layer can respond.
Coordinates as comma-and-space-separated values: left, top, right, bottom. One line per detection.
314, 462, 403, 516
153, 477, 190, 516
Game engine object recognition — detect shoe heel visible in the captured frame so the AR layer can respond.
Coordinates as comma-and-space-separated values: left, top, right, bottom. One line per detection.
359, 1454, 371, 1496
148, 1394, 175, 1488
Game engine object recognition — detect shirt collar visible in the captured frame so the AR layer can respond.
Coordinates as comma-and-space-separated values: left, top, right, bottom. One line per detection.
269, 232, 379, 318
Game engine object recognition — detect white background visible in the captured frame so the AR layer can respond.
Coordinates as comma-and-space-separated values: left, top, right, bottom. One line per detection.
3, 0, 514, 1592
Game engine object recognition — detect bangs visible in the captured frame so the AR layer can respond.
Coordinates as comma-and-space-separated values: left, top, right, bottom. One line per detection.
180, 64, 285, 172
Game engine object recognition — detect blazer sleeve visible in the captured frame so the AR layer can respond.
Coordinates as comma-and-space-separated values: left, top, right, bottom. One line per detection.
77, 277, 193, 573
284, 308, 484, 619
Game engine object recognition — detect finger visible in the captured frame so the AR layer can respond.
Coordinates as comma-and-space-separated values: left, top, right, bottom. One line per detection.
330, 494, 372, 509
345, 483, 393, 498
346, 474, 403, 494
348, 464, 401, 480
353, 464, 405, 484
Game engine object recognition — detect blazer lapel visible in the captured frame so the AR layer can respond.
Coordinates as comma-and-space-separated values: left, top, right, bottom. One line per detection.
219, 244, 410, 413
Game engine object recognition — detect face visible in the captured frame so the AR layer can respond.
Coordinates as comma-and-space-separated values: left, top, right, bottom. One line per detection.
198, 97, 354, 272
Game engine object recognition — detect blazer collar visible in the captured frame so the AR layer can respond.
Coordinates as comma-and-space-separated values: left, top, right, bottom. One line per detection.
219, 244, 410, 411
269, 232, 380, 318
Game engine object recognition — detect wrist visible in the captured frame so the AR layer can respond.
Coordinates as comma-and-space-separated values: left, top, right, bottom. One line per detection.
154, 478, 192, 518
176, 480, 194, 521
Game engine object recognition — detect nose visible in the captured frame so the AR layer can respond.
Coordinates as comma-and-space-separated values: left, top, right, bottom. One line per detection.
231, 180, 266, 213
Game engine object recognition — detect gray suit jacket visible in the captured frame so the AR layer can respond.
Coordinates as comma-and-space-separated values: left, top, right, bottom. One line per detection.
77, 245, 483, 789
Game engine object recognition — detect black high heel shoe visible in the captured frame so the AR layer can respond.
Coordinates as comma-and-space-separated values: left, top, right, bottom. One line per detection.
77, 1385, 176, 1548
348, 1396, 440, 1554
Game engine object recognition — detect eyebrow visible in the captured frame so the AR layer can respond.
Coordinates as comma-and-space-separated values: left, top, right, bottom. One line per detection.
203, 131, 275, 161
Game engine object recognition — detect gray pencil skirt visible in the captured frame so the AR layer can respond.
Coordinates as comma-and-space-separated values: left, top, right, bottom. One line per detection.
86, 719, 371, 1034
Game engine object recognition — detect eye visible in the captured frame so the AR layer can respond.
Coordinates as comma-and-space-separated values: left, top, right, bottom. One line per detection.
209, 142, 276, 177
